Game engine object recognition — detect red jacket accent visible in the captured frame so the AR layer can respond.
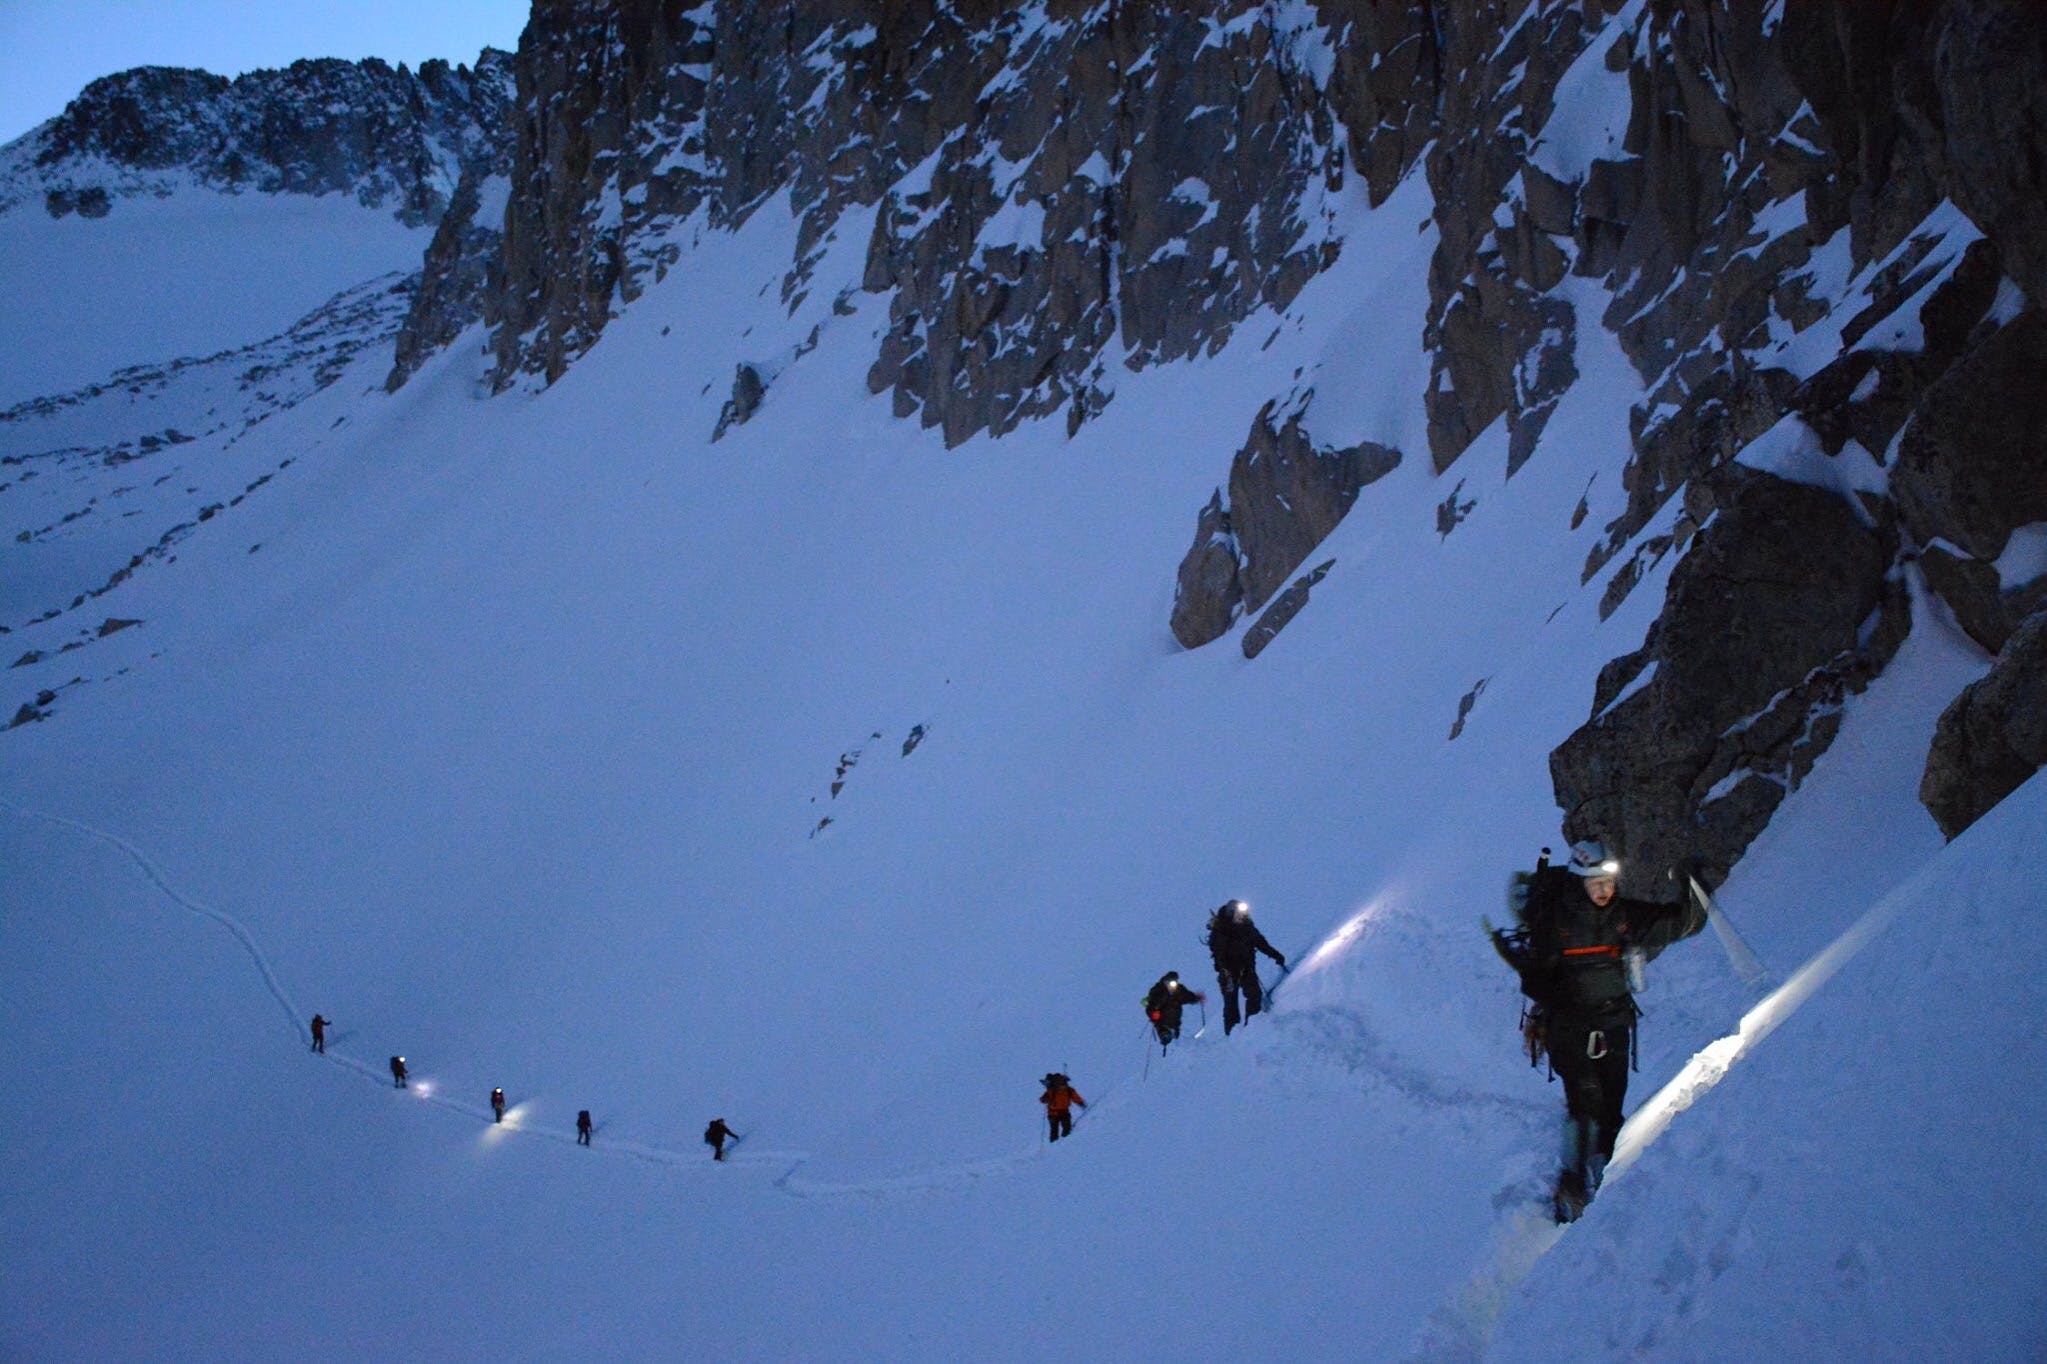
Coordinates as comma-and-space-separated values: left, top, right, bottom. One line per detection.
1040, 1085, 1085, 1117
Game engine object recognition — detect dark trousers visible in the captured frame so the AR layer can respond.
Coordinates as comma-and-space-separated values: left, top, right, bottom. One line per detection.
311, 1035, 324, 1054
1216, 965, 1264, 1032
1048, 1111, 1073, 1142
577, 1128, 591, 1145
1152, 1019, 1180, 1048
1547, 1010, 1632, 1175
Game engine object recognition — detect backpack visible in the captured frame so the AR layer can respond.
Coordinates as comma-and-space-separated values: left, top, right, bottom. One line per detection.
1492, 849, 1565, 1066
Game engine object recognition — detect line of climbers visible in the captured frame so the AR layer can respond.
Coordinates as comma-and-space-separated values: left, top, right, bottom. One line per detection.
312, 848, 1707, 1226
305, 1015, 741, 1161
1039, 898, 1291, 1143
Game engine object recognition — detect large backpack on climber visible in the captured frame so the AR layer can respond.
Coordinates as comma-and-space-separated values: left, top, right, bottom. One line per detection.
1488, 847, 1571, 1067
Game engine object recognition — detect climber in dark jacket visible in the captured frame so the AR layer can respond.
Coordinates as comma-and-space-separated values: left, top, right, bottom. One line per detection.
1504, 839, 1707, 1223
1143, 971, 1206, 1050
1207, 900, 1287, 1033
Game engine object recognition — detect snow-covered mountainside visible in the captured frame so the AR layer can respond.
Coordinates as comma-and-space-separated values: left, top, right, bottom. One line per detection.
3, 3, 2044, 1359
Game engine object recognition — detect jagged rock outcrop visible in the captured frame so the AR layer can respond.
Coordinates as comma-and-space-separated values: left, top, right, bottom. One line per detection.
864, 4, 1356, 443
1921, 611, 2047, 838
712, 363, 768, 441
484, 0, 717, 388
1420, 0, 1603, 475
386, 167, 513, 389
1168, 396, 1399, 650
2, 54, 512, 226
473, 3, 1437, 439
1891, 308, 2047, 652
1170, 492, 1244, 650
1310, 1, 1440, 207
1550, 472, 1907, 893
1242, 559, 1334, 661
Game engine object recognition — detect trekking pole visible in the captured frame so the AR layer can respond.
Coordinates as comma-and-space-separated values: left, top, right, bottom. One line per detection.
1688, 872, 1774, 994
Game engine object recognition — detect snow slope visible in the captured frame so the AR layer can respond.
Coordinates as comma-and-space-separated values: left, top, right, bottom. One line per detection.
2, 130, 2042, 1364
0, 183, 428, 408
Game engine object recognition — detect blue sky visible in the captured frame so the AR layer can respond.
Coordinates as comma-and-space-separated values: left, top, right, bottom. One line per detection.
0, 1, 531, 145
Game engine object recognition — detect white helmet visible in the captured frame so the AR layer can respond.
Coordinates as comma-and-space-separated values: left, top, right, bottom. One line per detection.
1567, 840, 1621, 879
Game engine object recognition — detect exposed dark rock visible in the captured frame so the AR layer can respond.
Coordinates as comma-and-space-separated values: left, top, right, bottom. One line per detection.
1242, 559, 1333, 661
712, 364, 768, 442
387, 163, 512, 390
1420, 0, 1602, 475
1874, 304, 2047, 652
1921, 610, 2047, 838
1169, 491, 1243, 651
863, 3, 1355, 445
96, 618, 142, 637
1893, 308, 2047, 558
1793, 238, 2006, 462
476, 3, 1428, 438
1918, 545, 2024, 657
1168, 397, 1397, 649
1928, 0, 2047, 305
12, 55, 512, 226
486, 0, 716, 389
1448, 678, 1489, 742
1551, 472, 1904, 893
1435, 480, 1475, 539
1227, 400, 1398, 614
1311, 1, 1440, 206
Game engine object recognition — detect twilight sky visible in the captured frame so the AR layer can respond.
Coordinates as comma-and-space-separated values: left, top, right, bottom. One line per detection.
0, 0, 531, 146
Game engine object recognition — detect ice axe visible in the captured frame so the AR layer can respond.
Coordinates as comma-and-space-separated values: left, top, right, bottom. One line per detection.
1266, 958, 1293, 999
1686, 869, 1774, 995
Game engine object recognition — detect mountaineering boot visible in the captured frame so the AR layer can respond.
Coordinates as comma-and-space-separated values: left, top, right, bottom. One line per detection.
1553, 1170, 1590, 1224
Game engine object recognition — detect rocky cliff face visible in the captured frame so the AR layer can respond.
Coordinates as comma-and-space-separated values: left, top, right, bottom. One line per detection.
40, 1, 2040, 875
2, 54, 514, 226
468, 0, 1381, 421
1165, 0, 2047, 869
408, 0, 2045, 866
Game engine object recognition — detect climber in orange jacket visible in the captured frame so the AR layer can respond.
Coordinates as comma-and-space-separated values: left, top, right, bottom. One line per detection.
1039, 1072, 1087, 1142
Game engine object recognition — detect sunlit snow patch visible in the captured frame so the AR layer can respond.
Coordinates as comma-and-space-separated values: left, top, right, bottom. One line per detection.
479, 1103, 533, 1146
1289, 894, 1394, 983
